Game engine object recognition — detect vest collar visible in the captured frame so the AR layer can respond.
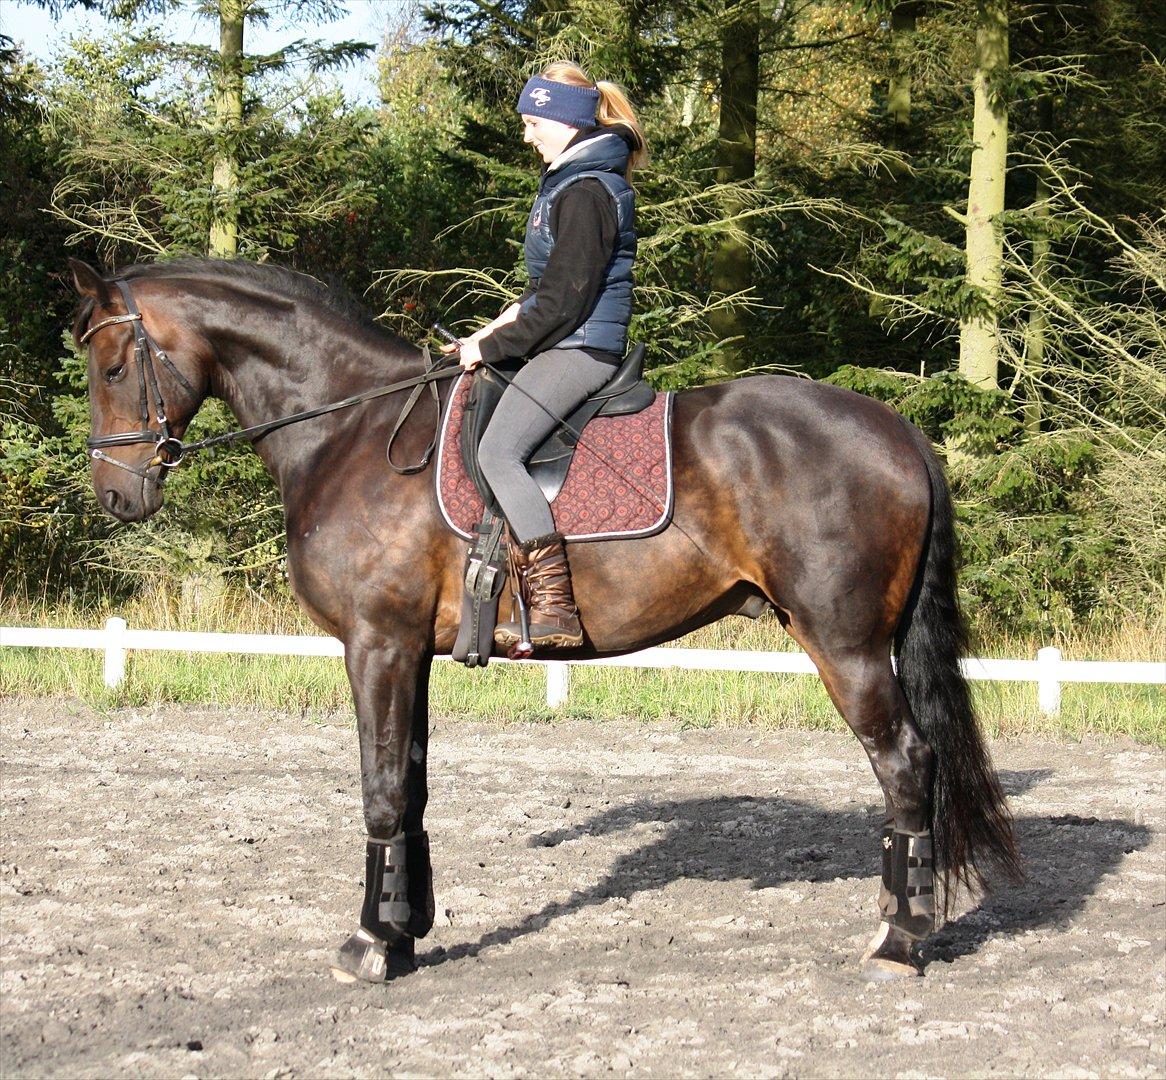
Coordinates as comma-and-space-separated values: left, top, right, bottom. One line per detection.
541, 129, 630, 188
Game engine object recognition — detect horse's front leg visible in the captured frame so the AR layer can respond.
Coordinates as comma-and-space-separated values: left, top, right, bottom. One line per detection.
331, 634, 435, 984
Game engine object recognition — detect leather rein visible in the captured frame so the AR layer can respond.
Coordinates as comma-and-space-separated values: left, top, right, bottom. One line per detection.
82, 279, 461, 482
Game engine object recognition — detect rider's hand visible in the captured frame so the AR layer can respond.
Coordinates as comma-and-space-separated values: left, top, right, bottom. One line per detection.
439, 340, 461, 355
459, 338, 483, 371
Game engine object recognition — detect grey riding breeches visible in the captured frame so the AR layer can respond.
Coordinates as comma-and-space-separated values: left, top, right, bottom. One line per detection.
477, 348, 618, 544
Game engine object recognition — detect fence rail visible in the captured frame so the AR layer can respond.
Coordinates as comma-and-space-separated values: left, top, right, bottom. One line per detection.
3, 619, 1162, 716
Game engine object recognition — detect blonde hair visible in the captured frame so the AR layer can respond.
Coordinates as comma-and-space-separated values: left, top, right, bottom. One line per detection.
539, 61, 648, 183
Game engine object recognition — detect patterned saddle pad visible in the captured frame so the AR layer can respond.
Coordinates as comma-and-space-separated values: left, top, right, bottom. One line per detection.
435, 372, 675, 542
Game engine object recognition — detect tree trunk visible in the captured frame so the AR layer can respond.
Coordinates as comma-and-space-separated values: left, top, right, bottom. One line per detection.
709, 0, 760, 375
209, 0, 244, 258
887, 2, 917, 138
1021, 101, 1053, 433
870, 2, 918, 319
1020, 23, 1054, 434
958, 0, 1009, 390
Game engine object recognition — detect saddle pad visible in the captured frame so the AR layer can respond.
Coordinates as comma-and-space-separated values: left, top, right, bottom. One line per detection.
435, 371, 675, 542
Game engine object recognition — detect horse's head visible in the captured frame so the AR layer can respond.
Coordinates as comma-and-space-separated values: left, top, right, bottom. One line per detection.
70, 259, 212, 523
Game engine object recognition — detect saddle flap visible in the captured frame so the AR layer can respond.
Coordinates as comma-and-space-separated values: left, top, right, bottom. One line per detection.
457, 362, 521, 511
437, 374, 674, 544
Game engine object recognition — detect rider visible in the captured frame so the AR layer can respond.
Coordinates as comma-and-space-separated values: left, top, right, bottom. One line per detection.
442, 61, 646, 651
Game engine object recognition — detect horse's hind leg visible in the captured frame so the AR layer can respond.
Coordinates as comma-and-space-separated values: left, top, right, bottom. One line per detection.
791, 631, 935, 978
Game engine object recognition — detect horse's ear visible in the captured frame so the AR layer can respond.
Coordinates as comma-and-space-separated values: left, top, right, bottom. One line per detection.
68, 259, 112, 305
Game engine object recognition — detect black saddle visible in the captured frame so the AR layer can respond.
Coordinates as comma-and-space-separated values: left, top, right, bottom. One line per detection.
459, 343, 654, 509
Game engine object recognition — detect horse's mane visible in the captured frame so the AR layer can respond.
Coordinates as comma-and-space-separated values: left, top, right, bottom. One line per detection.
73, 258, 411, 349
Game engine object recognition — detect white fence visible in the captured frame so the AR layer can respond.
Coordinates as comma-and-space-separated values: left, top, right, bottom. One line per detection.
3, 618, 1162, 717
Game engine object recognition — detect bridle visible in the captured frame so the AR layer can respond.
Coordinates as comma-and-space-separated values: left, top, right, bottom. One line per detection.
81, 280, 680, 540
80, 278, 462, 483
82, 279, 197, 480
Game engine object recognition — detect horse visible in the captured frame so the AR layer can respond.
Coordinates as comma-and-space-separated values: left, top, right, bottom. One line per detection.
69, 255, 1020, 982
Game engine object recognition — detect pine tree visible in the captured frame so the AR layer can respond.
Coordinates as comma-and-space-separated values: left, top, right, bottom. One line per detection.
708, 0, 759, 374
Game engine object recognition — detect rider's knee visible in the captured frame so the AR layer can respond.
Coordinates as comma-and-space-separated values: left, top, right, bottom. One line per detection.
477, 424, 523, 482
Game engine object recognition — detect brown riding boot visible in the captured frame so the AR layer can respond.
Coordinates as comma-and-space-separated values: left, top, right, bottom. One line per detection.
494, 531, 584, 650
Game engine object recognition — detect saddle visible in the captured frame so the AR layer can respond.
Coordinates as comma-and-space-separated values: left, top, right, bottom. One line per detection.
451, 345, 655, 667
460, 343, 654, 509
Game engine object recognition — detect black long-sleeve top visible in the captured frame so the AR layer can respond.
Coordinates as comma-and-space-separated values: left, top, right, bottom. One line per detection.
478, 177, 621, 366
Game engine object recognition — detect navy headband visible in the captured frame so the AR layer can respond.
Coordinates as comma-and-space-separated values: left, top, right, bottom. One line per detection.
516, 76, 599, 128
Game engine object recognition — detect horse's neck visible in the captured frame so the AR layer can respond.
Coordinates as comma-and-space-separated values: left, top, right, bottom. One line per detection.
202, 300, 421, 494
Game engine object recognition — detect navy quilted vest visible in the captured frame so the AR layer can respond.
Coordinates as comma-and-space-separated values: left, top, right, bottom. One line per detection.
521, 130, 636, 356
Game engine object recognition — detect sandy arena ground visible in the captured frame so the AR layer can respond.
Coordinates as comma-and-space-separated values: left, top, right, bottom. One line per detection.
1, 699, 1163, 1078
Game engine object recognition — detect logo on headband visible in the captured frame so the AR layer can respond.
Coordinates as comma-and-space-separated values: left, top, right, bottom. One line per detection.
531, 88, 551, 107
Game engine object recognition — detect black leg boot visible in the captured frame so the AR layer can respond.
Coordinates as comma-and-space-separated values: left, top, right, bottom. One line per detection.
332, 832, 433, 983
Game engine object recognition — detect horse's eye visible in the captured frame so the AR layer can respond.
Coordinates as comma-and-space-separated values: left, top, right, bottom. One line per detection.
105, 362, 126, 383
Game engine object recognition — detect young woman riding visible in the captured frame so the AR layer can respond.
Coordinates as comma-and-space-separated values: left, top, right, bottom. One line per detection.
442, 61, 646, 651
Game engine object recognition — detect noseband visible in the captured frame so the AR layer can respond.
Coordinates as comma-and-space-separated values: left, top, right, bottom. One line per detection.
82, 279, 198, 480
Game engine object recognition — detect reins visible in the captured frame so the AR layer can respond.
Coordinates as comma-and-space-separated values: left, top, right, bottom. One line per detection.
82, 278, 461, 480
81, 279, 678, 538
180, 350, 460, 474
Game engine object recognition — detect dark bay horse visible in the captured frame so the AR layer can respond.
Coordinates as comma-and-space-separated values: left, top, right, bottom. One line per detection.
69, 256, 1019, 981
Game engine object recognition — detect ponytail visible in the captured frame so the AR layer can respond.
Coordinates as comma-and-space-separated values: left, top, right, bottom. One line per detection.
538, 61, 649, 183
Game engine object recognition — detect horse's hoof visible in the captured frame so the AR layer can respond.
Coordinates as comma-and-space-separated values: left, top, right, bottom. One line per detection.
330, 928, 416, 984
862, 955, 922, 980
860, 922, 923, 980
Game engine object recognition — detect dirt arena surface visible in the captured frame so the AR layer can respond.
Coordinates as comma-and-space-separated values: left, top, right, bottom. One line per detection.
1, 699, 1163, 1078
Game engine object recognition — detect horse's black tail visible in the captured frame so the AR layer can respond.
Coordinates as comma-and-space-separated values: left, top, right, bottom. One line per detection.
895, 424, 1023, 912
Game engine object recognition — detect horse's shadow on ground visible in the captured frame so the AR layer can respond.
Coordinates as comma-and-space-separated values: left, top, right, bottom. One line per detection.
423, 769, 1152, 972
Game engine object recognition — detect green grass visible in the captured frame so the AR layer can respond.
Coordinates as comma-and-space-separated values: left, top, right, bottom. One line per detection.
2, 592, 1162, 744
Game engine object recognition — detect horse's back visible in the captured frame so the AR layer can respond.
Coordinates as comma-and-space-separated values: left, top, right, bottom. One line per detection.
673, 372, 928, 495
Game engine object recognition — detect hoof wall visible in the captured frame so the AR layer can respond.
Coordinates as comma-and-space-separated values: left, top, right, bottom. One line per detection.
331, 928, 416, 984
860, 922, 923, 979
862, 956, 923, 981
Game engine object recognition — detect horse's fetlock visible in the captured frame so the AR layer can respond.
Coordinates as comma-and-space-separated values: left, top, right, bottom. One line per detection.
360, 831, 435, 942
877, 825, 935, 940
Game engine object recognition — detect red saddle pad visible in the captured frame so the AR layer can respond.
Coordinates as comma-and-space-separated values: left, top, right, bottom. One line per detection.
435, 372, 675, 542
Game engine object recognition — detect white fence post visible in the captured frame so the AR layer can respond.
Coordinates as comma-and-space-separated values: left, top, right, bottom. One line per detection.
1037, 645, 1061, 717
103, 616, 127, 689
546, 661, 570, 709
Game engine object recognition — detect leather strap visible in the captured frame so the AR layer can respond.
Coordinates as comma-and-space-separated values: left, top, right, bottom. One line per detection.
78, 312, 140, 344
453, 510, 507, 667
386, 346, 444, 475
185, 361, 459, 455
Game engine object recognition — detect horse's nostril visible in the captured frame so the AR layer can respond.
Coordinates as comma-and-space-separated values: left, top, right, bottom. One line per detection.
105, 489, 122, 512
